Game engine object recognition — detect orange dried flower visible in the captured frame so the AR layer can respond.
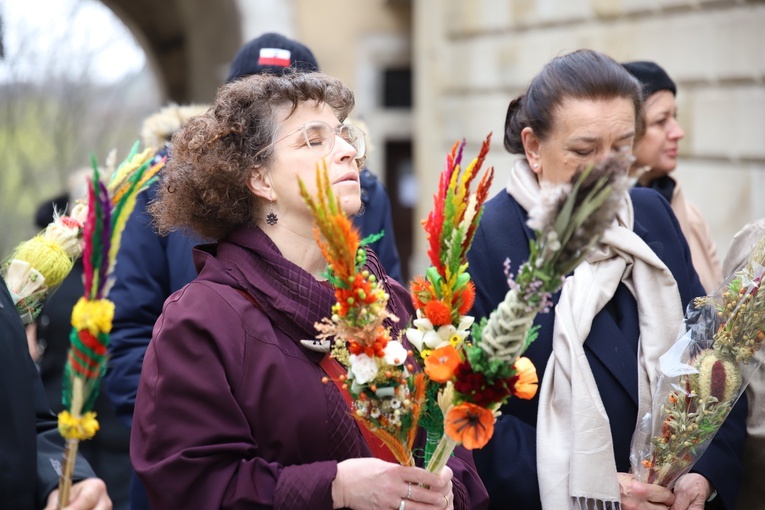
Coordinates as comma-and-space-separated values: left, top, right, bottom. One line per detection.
352, 273, 376, 305
424, 299, 452, 326
335, 288, 353, 317
424, 345, 461, 383
511, 357, 538, 400
410, 276, 432, 310
456, 281, 476, 316
445, 402, 494, 450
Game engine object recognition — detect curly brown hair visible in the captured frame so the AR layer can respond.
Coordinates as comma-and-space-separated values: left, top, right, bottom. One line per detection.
149, 72, 356, 241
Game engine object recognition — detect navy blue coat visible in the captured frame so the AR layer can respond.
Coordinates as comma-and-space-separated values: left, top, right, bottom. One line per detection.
359, 168, 402, 283
467, 188, 746, 510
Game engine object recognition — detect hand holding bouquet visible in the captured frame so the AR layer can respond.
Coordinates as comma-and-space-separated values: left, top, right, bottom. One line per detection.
630, 234, 765, 488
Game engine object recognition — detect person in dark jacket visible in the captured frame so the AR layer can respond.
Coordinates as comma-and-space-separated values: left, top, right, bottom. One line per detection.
467, 49, 745, 510
346, 117, 402, 281
130, 70, 487, 510
0, 273, 111, 510
32, 187, 132, 510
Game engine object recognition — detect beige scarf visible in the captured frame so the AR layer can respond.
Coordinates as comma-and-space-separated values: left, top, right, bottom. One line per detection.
506, 160, 683, 509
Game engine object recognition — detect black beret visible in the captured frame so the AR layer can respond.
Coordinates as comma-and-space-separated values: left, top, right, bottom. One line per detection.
622, 61, 677, 98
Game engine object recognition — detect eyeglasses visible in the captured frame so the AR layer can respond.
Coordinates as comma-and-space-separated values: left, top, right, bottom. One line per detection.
255, 121, 366, 161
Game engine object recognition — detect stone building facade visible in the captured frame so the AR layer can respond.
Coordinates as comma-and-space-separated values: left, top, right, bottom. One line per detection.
412, 0, 765, 276
107, 0, 765, 278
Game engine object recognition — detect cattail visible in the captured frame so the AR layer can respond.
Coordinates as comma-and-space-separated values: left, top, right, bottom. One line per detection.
691, 350, 741, 404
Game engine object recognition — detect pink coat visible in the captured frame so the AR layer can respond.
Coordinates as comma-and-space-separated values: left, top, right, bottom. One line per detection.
670, 183, 723, 293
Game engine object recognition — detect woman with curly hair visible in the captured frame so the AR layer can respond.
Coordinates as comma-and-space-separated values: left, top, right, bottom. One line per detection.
130, 72, 487, 510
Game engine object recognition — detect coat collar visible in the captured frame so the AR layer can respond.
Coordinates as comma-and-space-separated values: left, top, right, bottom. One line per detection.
195, 224, 336, 363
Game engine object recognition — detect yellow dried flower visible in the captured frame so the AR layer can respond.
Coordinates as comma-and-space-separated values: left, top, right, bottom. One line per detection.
10, 236, 73, 288
71, 298, 115, 335
57, 410, 100, 440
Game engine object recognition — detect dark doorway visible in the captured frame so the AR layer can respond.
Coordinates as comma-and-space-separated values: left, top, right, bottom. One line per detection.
385, 140, 414, 283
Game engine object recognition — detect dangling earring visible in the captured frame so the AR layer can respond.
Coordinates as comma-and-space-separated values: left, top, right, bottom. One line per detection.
266, 202, 278, 225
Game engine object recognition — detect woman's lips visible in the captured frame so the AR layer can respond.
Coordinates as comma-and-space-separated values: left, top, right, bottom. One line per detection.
333, 172, 359, 184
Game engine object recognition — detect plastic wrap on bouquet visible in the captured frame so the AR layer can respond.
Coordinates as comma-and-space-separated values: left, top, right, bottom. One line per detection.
2, 203, 88, 324
630, 235, 765, 488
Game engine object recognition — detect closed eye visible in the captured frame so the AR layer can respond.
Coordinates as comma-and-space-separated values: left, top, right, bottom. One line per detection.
306, 136, 326, 148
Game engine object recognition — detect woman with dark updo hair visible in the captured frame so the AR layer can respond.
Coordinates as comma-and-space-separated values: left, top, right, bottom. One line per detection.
467, 49, 746, 510
130, 72, 488, 510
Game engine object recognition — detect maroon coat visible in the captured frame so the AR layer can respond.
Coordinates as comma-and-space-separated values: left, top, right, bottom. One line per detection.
131, 225, 488, 509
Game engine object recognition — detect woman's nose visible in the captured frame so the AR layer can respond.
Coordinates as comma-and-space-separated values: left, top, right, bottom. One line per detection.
668, 118, 685, 141
333, 134, 357, 160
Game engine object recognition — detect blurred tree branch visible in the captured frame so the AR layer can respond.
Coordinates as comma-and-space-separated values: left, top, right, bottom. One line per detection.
0, 0, 160, 255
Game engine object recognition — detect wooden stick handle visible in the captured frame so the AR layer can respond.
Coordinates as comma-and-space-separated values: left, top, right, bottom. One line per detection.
57, 438, 80, 508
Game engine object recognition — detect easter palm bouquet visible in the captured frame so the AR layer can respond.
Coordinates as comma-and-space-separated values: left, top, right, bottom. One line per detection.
631, 234, 765, 488
2, 203, 88, 325
300, 162, 425, 466
57, 142, 164, 506
419, 149, 634, 475
404, 135, 494, 466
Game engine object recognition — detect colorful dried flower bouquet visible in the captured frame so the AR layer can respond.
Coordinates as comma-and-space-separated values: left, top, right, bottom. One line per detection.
631, 234, 765, 487
405, 135, 494, 466
300, 163, 424, 465
416, 146, 634, 475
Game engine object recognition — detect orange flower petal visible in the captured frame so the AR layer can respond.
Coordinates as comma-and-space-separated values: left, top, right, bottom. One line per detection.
410, 276, 432, 310
424, 299, 452, 326
457, 281, 476, 316
512, 357, 538, 400
424, 345, 461, 383
444, 402, 494, 450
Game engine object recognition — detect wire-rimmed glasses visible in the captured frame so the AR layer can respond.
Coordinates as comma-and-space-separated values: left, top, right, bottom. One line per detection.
255, 121, 366, 161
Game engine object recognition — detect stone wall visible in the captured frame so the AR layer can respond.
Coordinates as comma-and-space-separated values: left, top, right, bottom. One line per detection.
414, 0, 765, 274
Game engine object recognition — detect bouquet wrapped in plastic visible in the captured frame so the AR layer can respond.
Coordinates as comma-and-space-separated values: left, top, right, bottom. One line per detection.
422, 151, 634, 475
300, 163, 425, 466
630, 234, 765, 488
2, 202, 88, 325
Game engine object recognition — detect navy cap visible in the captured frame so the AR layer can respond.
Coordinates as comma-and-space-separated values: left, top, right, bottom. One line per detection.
226, 32, 319, 83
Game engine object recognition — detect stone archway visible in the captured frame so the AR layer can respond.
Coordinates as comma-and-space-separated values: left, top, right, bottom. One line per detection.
101, 0, 242, 103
